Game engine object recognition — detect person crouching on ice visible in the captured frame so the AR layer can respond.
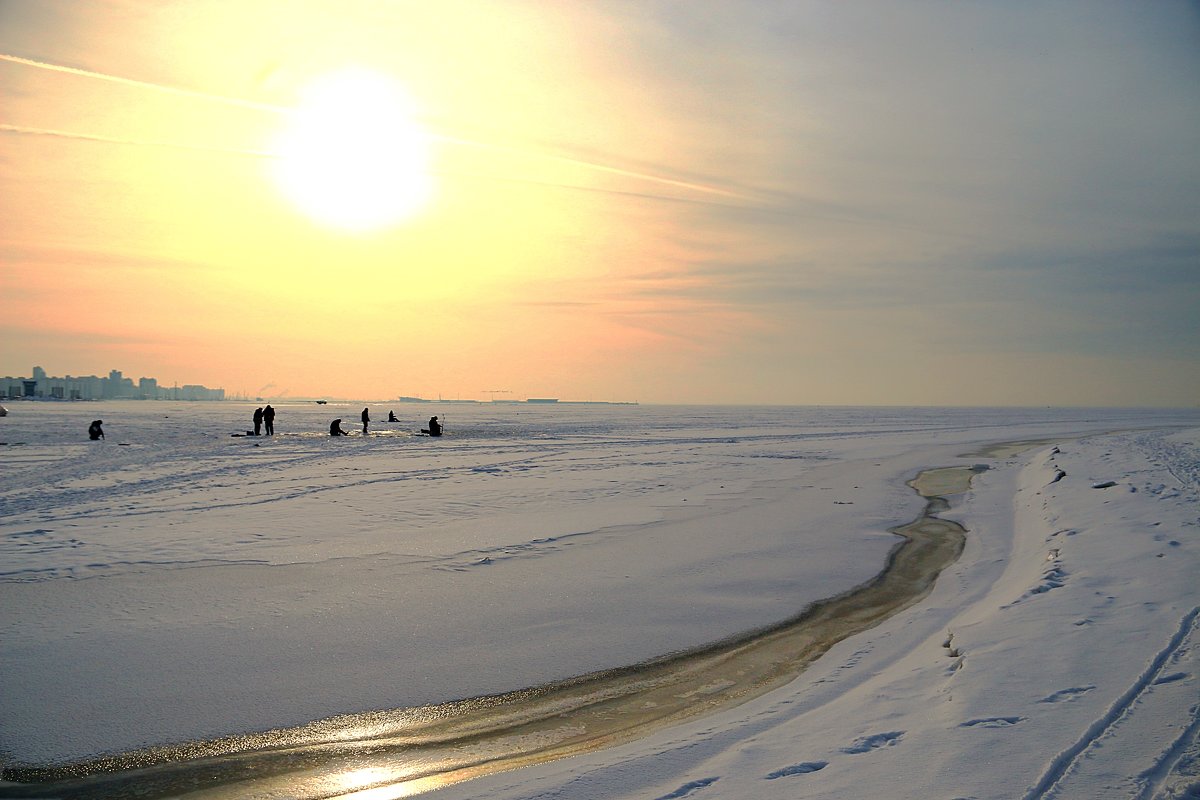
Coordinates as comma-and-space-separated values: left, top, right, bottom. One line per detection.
329, 419, 349, 436
88, 420, 105, 440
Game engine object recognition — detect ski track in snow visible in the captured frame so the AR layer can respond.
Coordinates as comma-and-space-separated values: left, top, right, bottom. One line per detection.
1026, 607, 1200, 799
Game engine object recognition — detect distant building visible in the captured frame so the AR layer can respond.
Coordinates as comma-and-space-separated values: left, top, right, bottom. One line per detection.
178, 384, 225, 401
0, 366, 224, 401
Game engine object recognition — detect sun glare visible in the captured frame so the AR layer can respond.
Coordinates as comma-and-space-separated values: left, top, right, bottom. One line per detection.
272, 68, 433, 232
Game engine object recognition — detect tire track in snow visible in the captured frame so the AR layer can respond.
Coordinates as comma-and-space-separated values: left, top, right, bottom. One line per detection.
1024, 606, 1200, 799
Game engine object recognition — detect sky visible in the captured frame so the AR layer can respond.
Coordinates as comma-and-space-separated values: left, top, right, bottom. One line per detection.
2, 0, 1198, 405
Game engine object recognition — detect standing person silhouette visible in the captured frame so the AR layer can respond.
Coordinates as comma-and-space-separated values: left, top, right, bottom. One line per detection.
361, 407, 370, 435
252, 407, 264, 436
263, 404, 275, 435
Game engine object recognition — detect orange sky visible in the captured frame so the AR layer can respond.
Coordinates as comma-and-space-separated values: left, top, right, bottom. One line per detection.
2, 1, 1198, 404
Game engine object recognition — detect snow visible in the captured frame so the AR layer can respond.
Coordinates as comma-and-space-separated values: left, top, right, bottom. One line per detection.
1, 402, 1198, 798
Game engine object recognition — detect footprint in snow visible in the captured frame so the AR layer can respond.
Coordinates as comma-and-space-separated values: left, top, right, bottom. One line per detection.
960, 716, 1025, 728
840, 731, 904, 754
653, 777, 719, 799
1035, 566, 1068, 591
1039, 686, 1095, 703
765, 762, 827, 779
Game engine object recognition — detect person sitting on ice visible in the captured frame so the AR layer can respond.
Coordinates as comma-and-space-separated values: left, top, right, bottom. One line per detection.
388, 410, 398, 422
425, 416, 442, 436
88, 420, 105, 440
329, 419, 349, 436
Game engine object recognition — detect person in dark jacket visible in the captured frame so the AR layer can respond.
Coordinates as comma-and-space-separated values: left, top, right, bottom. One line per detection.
361, 407, 370, 434
426, 416, 442, 436
330, 419, 349, 436
252, 407, 264, 436
88, 420, 105, 440
263, 404, 275, 435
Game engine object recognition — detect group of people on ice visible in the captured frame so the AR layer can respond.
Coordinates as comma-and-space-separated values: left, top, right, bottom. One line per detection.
87, 409, 443, 440
326, 411, 441, 437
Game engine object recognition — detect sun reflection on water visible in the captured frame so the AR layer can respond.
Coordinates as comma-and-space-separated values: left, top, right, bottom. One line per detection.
329, 767, 460, 799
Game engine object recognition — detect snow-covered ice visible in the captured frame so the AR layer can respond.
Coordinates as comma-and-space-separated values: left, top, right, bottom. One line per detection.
1, 402, 1198, 798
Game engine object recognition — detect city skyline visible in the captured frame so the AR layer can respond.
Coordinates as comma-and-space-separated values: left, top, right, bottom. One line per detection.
3, 364, 224, 401
2, 2, 1198, 406
1, 362, 639, 404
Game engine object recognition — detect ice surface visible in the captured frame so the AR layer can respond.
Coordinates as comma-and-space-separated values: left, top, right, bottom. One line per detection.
2, 402, 1199, 799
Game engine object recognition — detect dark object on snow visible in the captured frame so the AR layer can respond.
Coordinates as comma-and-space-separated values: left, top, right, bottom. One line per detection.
330, 419, 349, 436
263, 405, 275, 435
88, 420, 105, 440
422, 416, 442, 437
252, 407, 263, 436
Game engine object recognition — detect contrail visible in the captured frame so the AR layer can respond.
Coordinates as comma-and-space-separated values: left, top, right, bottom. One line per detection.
0, 123, 271, 157
0, 53, 285, 113
1, 123, 751, 208
1, 52, 761, 204
437, 135, 758, 202
436, 167, 755, 209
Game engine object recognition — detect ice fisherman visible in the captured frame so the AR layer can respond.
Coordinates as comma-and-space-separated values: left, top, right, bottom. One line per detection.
329, 419, 349, 436
88, 420, 105, 440
387, 410, 398, 422
263, 404, 275, 435
425, 416, 442, 437
361, 407, 370, 434
252, 407, 264, 436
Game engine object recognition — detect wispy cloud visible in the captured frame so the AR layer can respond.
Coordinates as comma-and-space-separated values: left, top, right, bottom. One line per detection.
1, 51, 760, 207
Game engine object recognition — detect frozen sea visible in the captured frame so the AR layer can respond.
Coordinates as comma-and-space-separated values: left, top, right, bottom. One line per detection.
2, 402, 1199, 798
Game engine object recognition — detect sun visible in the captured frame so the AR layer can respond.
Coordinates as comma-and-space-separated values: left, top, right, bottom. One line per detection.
272, 68, 434, 232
